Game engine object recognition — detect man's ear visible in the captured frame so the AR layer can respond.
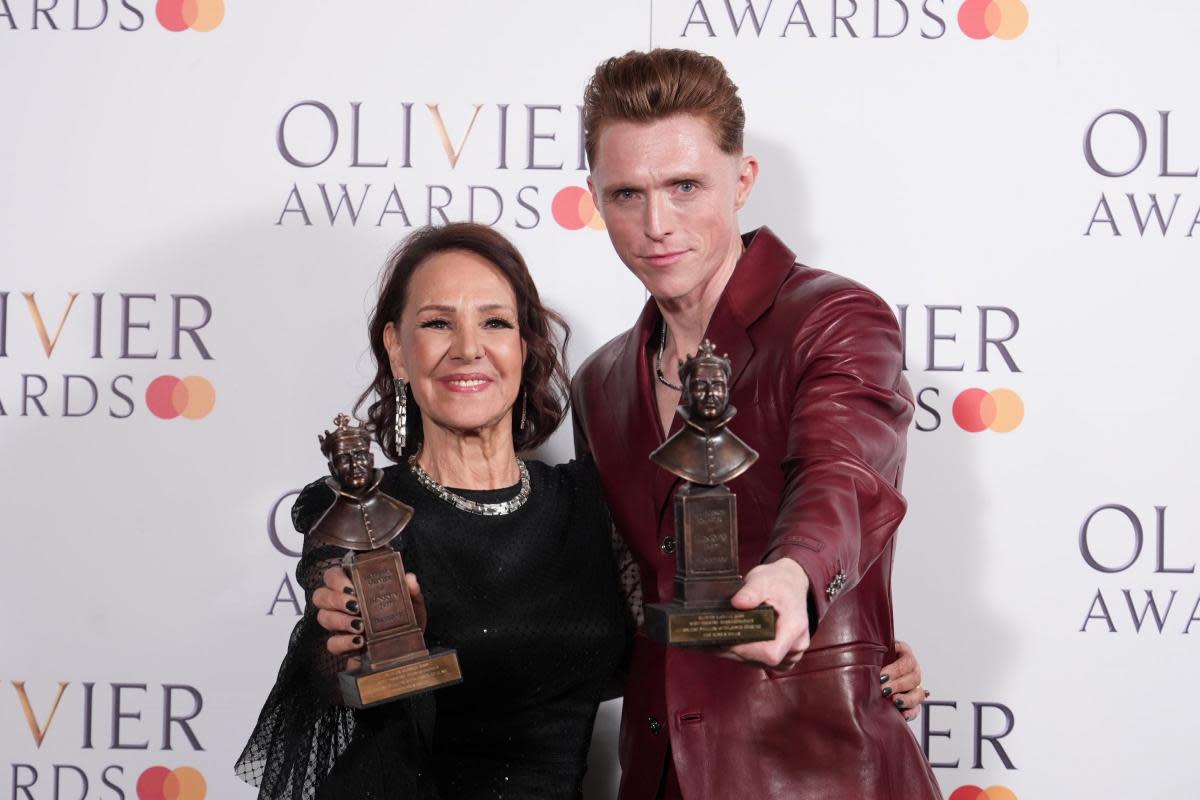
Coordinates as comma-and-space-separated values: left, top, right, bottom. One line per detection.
733, 154, 759, 211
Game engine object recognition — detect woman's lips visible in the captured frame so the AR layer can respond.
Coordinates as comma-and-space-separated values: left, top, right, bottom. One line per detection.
439, 374, 494, 393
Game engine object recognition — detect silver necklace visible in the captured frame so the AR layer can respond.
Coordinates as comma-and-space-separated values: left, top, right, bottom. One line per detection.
655, 321, 683, 391
408, 454, 531, 516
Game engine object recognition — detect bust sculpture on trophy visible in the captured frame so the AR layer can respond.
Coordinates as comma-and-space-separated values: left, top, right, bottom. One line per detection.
644, 341, 777, 646
308, 413, 462, 707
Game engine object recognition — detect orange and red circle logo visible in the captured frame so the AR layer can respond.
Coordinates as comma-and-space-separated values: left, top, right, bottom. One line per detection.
145, 375, 216, 420
949, 786, 1018, 800
157, 0, 224, 32
952, 387, 1023, 433
137, 766, 207, 800
958, 0, 1028, 40
552, 186, 605, 231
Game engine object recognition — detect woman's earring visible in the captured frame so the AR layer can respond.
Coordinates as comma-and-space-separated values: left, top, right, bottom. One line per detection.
394, 377, 408, 451
519, 390, 528, 432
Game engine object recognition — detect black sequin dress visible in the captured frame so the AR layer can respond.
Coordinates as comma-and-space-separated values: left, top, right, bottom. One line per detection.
235, 457, 633, 800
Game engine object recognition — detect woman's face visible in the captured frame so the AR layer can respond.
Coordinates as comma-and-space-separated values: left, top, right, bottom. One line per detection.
384, 249, 525, 444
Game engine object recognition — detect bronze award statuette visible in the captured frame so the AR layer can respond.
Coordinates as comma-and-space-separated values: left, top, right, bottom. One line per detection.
644, 340, 777, 647
309, 414, 462, 708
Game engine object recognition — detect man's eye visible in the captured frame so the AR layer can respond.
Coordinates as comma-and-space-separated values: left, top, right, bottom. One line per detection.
679, 181, 696, 193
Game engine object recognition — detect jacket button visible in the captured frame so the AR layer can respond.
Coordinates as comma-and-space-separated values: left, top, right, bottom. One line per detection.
660, 536, 676, 555
647, 715, 662, 735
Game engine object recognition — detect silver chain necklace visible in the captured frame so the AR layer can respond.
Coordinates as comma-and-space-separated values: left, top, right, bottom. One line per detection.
408, 454, 531, 516
655, 320, 683, 392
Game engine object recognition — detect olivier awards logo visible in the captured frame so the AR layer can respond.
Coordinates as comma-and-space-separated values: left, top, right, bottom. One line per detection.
0, 0, 224, 32
6, 679, 207, 798
896, 303, 1025, 434
1083, 108, 1200, 239
1078, 504, 1199, 635
274, 100, 589, 230
0, 290, 216, 420
677, 0, 1029, 40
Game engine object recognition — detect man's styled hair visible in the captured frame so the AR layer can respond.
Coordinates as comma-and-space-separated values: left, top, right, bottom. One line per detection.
582, 48, 745, 167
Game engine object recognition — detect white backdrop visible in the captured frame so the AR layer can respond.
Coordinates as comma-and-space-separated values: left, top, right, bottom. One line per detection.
2, 2, 1197, 799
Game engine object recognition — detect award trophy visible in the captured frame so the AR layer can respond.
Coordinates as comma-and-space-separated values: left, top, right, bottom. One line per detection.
309, 414, 462, 708
644, 341, 778, 646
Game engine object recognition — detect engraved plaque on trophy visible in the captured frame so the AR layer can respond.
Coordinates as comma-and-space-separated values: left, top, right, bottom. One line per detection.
644, 341, 778, 646
310, 414, 462, 708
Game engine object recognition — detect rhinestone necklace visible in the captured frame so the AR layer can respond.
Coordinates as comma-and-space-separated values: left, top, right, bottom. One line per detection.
655, 320, 683, 392
408, 454, 531, 516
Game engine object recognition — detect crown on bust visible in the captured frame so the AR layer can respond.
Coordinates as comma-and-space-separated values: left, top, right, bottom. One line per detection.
679, 338, 732, 383
319, 413, 372, 457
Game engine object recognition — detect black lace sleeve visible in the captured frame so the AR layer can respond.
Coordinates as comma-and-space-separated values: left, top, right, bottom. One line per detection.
564, 456, 641, 702
235, 479, 437, 800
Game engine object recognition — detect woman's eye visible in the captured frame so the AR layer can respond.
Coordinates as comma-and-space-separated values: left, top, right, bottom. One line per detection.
485, 317, 515, 329
419, 318, 450, 330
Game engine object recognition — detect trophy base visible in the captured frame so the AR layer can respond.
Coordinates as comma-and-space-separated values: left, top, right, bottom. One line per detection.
645, 601, 777, 646
338, 647, 463, 709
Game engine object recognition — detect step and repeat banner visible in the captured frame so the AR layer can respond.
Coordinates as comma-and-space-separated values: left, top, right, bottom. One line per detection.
2, 1, 1195, 798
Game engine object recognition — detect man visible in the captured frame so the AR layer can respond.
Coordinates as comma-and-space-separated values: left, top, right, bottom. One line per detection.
571, 48, 942, 799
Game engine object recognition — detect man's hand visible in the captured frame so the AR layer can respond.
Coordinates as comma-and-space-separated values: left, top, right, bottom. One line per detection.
881, 640, 929, 722
720, 557, 811, 670
312, 565, 426, 662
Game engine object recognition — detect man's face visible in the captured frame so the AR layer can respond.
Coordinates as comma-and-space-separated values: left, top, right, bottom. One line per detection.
685, 362, 728, 419
588, 113, 757, 306
331, 447, 373, 490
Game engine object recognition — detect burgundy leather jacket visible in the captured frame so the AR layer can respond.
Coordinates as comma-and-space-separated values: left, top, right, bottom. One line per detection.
573, 228, 942, 799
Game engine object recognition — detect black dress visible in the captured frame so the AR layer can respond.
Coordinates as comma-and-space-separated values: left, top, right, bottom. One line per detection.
235, 457, 632, 800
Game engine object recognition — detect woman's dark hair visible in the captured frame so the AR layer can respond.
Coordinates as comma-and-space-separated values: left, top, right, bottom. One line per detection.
355, 222, 571, 462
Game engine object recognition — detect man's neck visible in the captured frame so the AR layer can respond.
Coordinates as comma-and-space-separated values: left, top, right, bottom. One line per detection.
657, 234, 745, 365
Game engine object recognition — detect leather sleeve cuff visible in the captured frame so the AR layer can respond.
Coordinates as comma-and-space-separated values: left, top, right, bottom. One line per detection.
761, 543, 837, 635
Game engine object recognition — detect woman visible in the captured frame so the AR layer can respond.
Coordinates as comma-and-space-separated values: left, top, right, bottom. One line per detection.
236, 223, 929, 800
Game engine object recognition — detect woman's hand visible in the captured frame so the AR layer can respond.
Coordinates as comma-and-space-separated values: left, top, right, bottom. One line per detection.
312, 566, 427, 660
880, 640, 930, 722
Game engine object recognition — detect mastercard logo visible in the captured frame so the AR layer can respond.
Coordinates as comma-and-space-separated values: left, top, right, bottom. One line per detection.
949, 786, 1018, 800
145, 375, 216, 420
137, 766, 207, 800
551, 186, 605, 231
952, 387, 1023, 433
157, 0, 224, 32
958, 0, 1028, 40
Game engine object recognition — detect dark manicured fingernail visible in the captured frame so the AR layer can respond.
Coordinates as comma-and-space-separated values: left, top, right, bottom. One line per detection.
880, 674, 891, 684
882, 687, 893, 698
894, 698, 905, 710
352, 636, 363, 646
343, 586, 356, 595
346, 600, 360, 614
351, 618, 363, 631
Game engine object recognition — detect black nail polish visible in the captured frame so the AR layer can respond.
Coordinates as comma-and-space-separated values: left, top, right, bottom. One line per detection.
343, 586, 356, 595
880, 674, 891, 684
894, 698, 905, 710
352, 636, 363, 646
346, 600, 360, 614
882, 687, 893, 698
351, 619, 363, 631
